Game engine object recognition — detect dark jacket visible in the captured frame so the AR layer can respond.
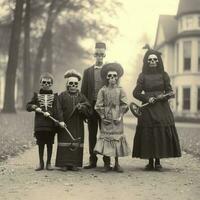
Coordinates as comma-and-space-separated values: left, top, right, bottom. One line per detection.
59, 91, 92, 123
26, 89, 63, 132
133, 72, 174, 127
81, 65, 95, 104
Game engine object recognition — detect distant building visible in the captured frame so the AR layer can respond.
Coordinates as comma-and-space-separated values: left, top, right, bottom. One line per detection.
154, 0, 200, 118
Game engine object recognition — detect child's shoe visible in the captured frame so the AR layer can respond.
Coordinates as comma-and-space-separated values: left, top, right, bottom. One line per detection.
154, 164, 163, 171
101, 165, 112, 172
145, 164, 154, 171
113, 165, 124, 173
46, 163, 54, 170
60, 166, 68, 172
68, 166, 79, 171
35, 162, 44, 171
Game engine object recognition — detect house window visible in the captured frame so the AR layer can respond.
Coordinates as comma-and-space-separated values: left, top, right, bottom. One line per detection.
183, 41, 192, 71
186, 16, 193, 29
198, 42, 200, 71
179, 18, 183, 30
183, 87, 190, 110
176, 43, 179, 72
198, 16, 200, 27
198, 88, 200, 111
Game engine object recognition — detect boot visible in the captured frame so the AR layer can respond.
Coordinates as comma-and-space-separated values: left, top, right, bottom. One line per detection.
46, 163, 54, 170
145, 158, 154, 171
68, 166, 80, 171
84, 163, 97, 169
35, 162, 44, 171
113, 157, 123, 173
113, 165, 124, 173
155, 158, 163, 171
60, 166, 68, 172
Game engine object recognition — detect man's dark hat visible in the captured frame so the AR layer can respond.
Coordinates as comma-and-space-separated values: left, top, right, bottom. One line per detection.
101, 62, 124, 79
95, 42, 106, 49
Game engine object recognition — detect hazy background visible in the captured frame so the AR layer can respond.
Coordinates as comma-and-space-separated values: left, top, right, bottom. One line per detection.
0, 0, 180, 111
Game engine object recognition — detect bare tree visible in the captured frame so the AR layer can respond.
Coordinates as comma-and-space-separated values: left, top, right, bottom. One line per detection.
2, 0, 25, 113
22, 0, 31, 108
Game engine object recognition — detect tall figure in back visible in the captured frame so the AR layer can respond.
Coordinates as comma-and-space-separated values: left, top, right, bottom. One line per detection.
81, 42, 111, 170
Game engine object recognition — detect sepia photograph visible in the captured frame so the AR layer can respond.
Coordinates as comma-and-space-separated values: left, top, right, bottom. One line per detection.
0, 0, 200, 199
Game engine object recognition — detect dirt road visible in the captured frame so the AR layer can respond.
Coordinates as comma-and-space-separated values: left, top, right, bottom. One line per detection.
0, 121, 200, 200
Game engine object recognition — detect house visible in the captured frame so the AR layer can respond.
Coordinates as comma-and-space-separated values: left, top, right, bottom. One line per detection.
154, 0, 200, 118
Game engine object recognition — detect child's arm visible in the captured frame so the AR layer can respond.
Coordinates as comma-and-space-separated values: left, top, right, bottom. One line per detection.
54, 93, 64, 122
76, 94, 92, 118
94, 88, 105, 119
120, 88, 129, 115
26, 93, 38, 112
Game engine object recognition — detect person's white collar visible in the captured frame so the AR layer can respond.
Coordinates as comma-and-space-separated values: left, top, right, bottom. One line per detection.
94, 65, 102, 69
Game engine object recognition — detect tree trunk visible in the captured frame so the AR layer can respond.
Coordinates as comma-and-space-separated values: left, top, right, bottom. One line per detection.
45, 30, 53, 73
32, 0, 57, 92
2, 0, 24, 113
22, 0, 31, 109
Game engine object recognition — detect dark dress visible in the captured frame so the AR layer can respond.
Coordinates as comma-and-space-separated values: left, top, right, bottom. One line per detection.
55, 91, 91, 167
132, 72, 181, 159
26, 89, 63, 145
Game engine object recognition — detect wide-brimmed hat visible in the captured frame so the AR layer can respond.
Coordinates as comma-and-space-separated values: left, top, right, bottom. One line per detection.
101, 62, 124, 79
64, 69, 82, 81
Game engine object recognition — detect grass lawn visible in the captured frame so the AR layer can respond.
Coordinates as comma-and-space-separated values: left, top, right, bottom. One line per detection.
0, 111, 35, 161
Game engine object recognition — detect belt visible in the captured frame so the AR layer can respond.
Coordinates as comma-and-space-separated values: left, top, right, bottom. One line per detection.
58, 142, 83, 148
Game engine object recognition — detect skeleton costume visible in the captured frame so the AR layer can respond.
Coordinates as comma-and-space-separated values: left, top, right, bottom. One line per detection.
94, 63, 130, 170
55, 70, 92, 170
132, 48, 181, 170
27, 73, 63, 170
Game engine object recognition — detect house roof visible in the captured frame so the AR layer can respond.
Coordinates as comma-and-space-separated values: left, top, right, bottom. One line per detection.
177, 0, 200, 18
154, 15, 178, 49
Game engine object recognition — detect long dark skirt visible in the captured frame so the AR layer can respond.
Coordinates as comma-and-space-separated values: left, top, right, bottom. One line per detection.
55, 132, 84, 167
132, 125, 181, 159
55, 114, 84, 167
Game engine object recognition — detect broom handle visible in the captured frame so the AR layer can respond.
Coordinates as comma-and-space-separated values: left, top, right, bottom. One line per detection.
35, 109, 79, 141
140, 92, 174, 108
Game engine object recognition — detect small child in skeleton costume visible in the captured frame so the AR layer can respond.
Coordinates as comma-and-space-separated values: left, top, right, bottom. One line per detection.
55, 69, 91, 171
94, 63, 130, 173
26, 73, 64, 171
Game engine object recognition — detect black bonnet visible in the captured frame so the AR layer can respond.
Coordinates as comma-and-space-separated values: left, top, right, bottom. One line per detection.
142, 48, 164, 74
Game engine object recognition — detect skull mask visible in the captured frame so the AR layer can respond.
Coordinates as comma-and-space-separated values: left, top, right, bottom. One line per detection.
67, 77, 79, 93
147, 54, 159, 67
106, 71, 118, 85
40, 77, 53, 90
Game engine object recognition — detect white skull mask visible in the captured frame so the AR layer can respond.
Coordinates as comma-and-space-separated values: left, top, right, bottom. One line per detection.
40, 78, 53, 89
106, 71, 118, 80
147, 54, 159, 67
67, 77, 79, 93
106, 71, 118, 85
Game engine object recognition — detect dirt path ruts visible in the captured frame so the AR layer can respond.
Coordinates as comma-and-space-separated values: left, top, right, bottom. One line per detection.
0, 123, 200, 200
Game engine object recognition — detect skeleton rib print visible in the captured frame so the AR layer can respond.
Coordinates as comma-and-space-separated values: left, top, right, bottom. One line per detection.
38, 94, 54, 111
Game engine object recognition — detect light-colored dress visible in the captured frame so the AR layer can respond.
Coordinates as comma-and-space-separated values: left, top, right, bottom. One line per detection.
94, 85, 130, 157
